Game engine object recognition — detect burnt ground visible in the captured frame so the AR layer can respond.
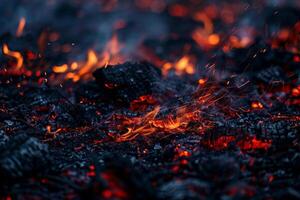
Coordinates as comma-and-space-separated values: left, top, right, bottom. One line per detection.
0, 0, 300, 199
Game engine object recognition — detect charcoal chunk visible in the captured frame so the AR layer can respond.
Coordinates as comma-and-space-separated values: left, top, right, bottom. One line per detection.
158, 179, 210, 200
93, 61, 163, 104
0, 132, 9, 146
0, 134, 50, 179
255, 65, 287, 85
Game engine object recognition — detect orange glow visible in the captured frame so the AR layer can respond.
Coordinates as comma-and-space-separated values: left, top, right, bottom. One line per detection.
2, 44, 23, 70
206, 135, 272, 151
161, 56, 196, 76
294, 56, 300, 62
208, 34, 220, 45
178, 150, 191, 157
50, 34, 124, 83
100, 34, 124, 66
16, 17, 26, 37
152, 116, 181, 130
66, 72, 80, 82
46, 125, 52, 133
193, 13, 213, 34
198, 78, 206, 85
292, 86, 300, 96
162, 62, 172, 76
205, 135, 236, 150
114, 103, 210, 142
53, 64, 68, 73
115, 106, 160, 142
175, 56, 195, 75
238, 137, 272, 150
192, 29, 219, 49
251, 102, 263, 109
191, 12, 219, 49
100, 172, 128, 199
169, 4, 188, 17
70, 62, 78, 70
277, 29, 290, 40
130, 95, 157, 111
228, 35, 253, 49
76, 50, 98, 79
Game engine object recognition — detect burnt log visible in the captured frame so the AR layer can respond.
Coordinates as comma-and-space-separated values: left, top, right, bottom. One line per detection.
0, 134, 50, 179
207, 112, 300, 147
93, 61, 163, 104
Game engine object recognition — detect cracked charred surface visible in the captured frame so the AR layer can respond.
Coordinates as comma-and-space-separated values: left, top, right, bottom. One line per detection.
0, 0, 300, 199
0, 58, 299, 199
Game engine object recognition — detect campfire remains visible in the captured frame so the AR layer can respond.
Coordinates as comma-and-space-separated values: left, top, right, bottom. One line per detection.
0, 0, 300, 199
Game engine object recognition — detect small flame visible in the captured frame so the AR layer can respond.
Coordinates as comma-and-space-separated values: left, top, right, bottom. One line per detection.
2, 44, 23, 70
292, 86, 300, 97
77, 50, 98, 78
198, 78, 206, 85
208, 34, 220, 45
175, 56, 195, 75
16, 17, 26, 37
99, 34, 124, 67
162, 56, 196, 76
115, 106, 160, 142
52, 50, 98, 82
53, 64, 68, 73
114, 105, 207, 142
193, 13, 213, 34
70, 62, 78, 70
251, 102, 263, 109
191, 12, 221, 49
61, 34, 124, 83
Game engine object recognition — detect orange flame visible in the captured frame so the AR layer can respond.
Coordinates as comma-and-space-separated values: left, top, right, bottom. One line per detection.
99, 34, 124, 67
162, 55, 196, 76
198, 78, 206, 85
59, 34, 124, 83
2, 44, 23, 70
175, 56, 195, 75
53, 64, 68, 73
78, 50, 98, 77
251, 102, 263, 109
191, 12, 222, 49
115, 105, 206, 142
208, 34, 220, 45
16, 17, 26, 37
115, 106, 160, 142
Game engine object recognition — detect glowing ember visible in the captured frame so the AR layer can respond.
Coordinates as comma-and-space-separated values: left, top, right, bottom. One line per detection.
162, 56, 196, 76
2, 44, 24, 70
292, 86, 300, 96
0, 1, 298, 199
206, 136, 272, 151
238, 137, 272, 151
53, 64, 68, 73
208, 34, 220, 45
198, 78, 206, 85
77, 50, 98, 78
130, 95, 157, 111
251, 102, 264, 109
99, 34, 124, 67
49, 34, 125, 83
113, 99, 215, 142
16, 17, 26, 37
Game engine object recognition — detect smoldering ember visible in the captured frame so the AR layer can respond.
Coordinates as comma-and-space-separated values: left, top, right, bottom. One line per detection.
0, 0, 300, 199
